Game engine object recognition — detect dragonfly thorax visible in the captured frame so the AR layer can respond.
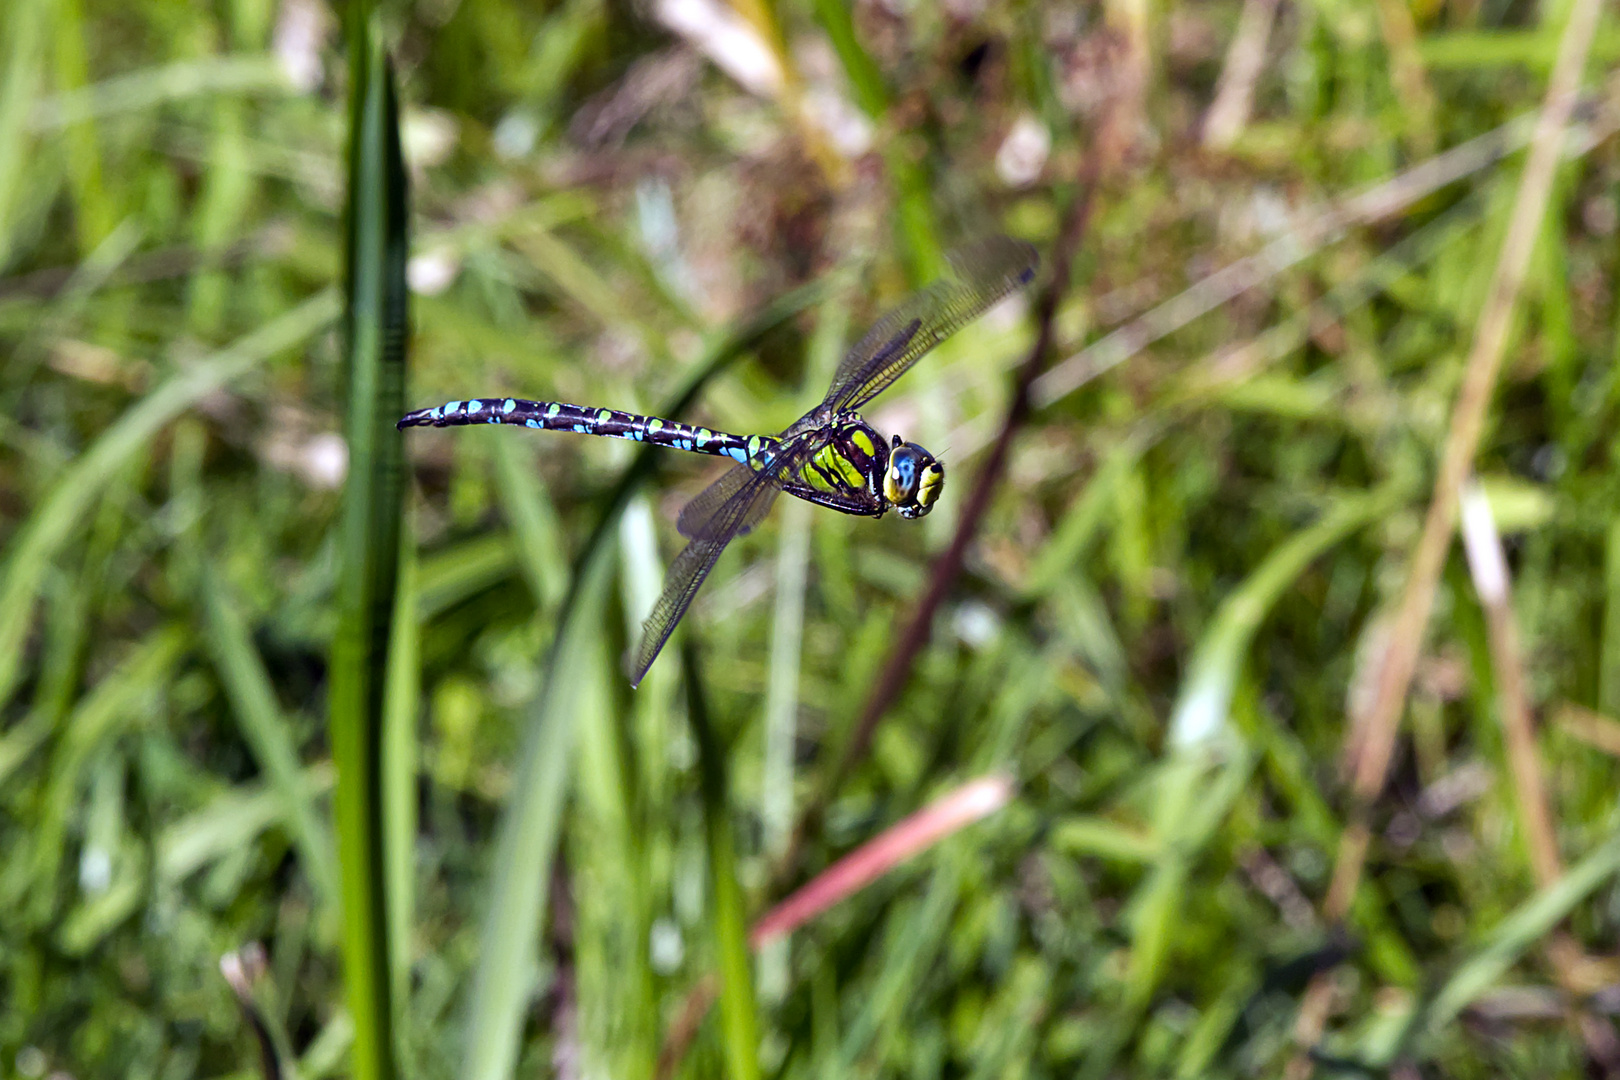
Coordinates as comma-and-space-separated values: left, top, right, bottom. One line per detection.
789, 419, 944, 519
884, 433, 944, 519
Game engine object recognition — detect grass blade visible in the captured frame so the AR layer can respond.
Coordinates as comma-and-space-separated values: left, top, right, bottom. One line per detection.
461, 278, 825, 1080
0, 290, 338, 715
22, 626, 186, 925
329, 19, 409, 1080
460, 546, 612, 1080
201, 563, 339, 907
685, 645, 759, 1080
382, 533, 419, 1010
1423, 830, 1620, 1035
1168, 484, 1407, 749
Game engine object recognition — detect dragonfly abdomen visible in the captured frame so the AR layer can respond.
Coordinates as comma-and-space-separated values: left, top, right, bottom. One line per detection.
398, 397, 768, 463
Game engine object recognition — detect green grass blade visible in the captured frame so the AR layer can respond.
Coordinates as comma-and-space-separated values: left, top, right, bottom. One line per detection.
0, 0, 51, 269
51, 0, 116, 252
0, 290, 337, 716
808, 0, 887, 118
806, 0, 938, 279
158, 764, 336, 884
569, 579, 655, 1075
382, 533, 419, 1010
1118, 485, 1406, 1022
1167, 484, 1407, 749
27, 54, 290, 131
1600, 521, 1620, 716
201, 563, 339, 907
415, 534, 518, 621
461, 546, 612, 1080
1423, 828, 1620, 1038
24, 626, 187, 924
461, 278, 825, 1080
329, 21, 409, 1080
0, 568, 87, 789
685, 645, 760, 1080
491, 438, 568, 610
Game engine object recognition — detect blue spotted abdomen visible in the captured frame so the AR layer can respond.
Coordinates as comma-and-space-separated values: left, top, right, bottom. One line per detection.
398, 397, 773, 464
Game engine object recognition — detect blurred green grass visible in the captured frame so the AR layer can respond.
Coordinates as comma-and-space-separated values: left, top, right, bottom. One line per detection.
4, 0, 1620, 1077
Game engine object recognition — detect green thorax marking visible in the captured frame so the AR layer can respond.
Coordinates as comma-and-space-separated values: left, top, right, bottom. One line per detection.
795, 418, 888, 499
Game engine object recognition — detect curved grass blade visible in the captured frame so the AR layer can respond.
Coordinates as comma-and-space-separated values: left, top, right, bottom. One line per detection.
201, 563, 339, 907
1421, 829, 1620, 1040
684, 644, 760, 1080
0, 289, 337, 717
1167, 484, 1407, 750
382, 532, 419, 1012
329, 22, 408, 1080
461, 277, 826, 1080
1113, 486, 1408, 1036
23, 625, 186, 925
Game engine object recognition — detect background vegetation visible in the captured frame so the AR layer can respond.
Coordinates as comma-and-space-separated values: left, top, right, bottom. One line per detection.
3, 0, 1620, 1076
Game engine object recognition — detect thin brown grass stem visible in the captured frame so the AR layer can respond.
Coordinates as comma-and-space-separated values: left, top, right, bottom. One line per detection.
776, 159, 1102, 879
1201, 0, 1279, 151
1556, 702, 1620, 758
1458, 481, 1561, 888
653, 974, 719, 1080
1033, 88, 1620, 410
1460, 482, 1620, 1068
1289, 0, 1604, 1066
1332, 0, 1599, 920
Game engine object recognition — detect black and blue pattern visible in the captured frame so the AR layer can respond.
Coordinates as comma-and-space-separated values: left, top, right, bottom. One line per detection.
398, 397, 769, 465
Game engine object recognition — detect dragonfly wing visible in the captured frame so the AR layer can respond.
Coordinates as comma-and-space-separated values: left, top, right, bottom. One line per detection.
677, 463, 774, 539
628, 534, 728, 687
676, 435, 822, 539
824, 235, 1039, 413
636, 440, 822, 684
630, 469, 783, 686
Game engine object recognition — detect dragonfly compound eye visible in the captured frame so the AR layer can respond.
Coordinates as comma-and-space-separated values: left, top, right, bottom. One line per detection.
886, 442, 944, 519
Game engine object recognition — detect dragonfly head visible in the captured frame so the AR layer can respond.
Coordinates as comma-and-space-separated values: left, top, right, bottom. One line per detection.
886, 434, 945, 520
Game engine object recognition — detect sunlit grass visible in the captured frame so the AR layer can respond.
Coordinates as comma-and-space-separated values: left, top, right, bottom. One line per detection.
2, 0, 1620, 1077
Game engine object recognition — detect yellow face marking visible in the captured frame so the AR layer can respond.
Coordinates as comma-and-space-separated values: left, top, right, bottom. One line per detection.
916, 464, 944, 508
883, 468, 905, 505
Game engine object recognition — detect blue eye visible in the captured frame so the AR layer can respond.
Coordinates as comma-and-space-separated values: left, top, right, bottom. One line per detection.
893, 455, 916, 487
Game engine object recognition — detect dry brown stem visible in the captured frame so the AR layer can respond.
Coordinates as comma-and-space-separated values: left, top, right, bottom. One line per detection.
1201, 0, 1280, 150
1288, 0, 1604, 1067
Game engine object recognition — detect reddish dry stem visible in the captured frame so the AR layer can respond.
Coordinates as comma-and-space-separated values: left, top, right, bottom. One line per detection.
750, 775, 1014, 948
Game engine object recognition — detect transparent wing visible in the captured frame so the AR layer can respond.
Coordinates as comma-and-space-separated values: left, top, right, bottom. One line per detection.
629, 470, 783, 687
676, 436, 819, 540
626, 534, 732, 687
823, 235, 1039, 413
677, 463, 778, 539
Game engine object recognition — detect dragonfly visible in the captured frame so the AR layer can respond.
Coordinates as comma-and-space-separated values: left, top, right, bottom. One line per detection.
400, 234, 1039, 685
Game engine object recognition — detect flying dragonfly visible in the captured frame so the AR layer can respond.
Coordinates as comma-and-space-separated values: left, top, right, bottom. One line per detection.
400, 234, 1039, 685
